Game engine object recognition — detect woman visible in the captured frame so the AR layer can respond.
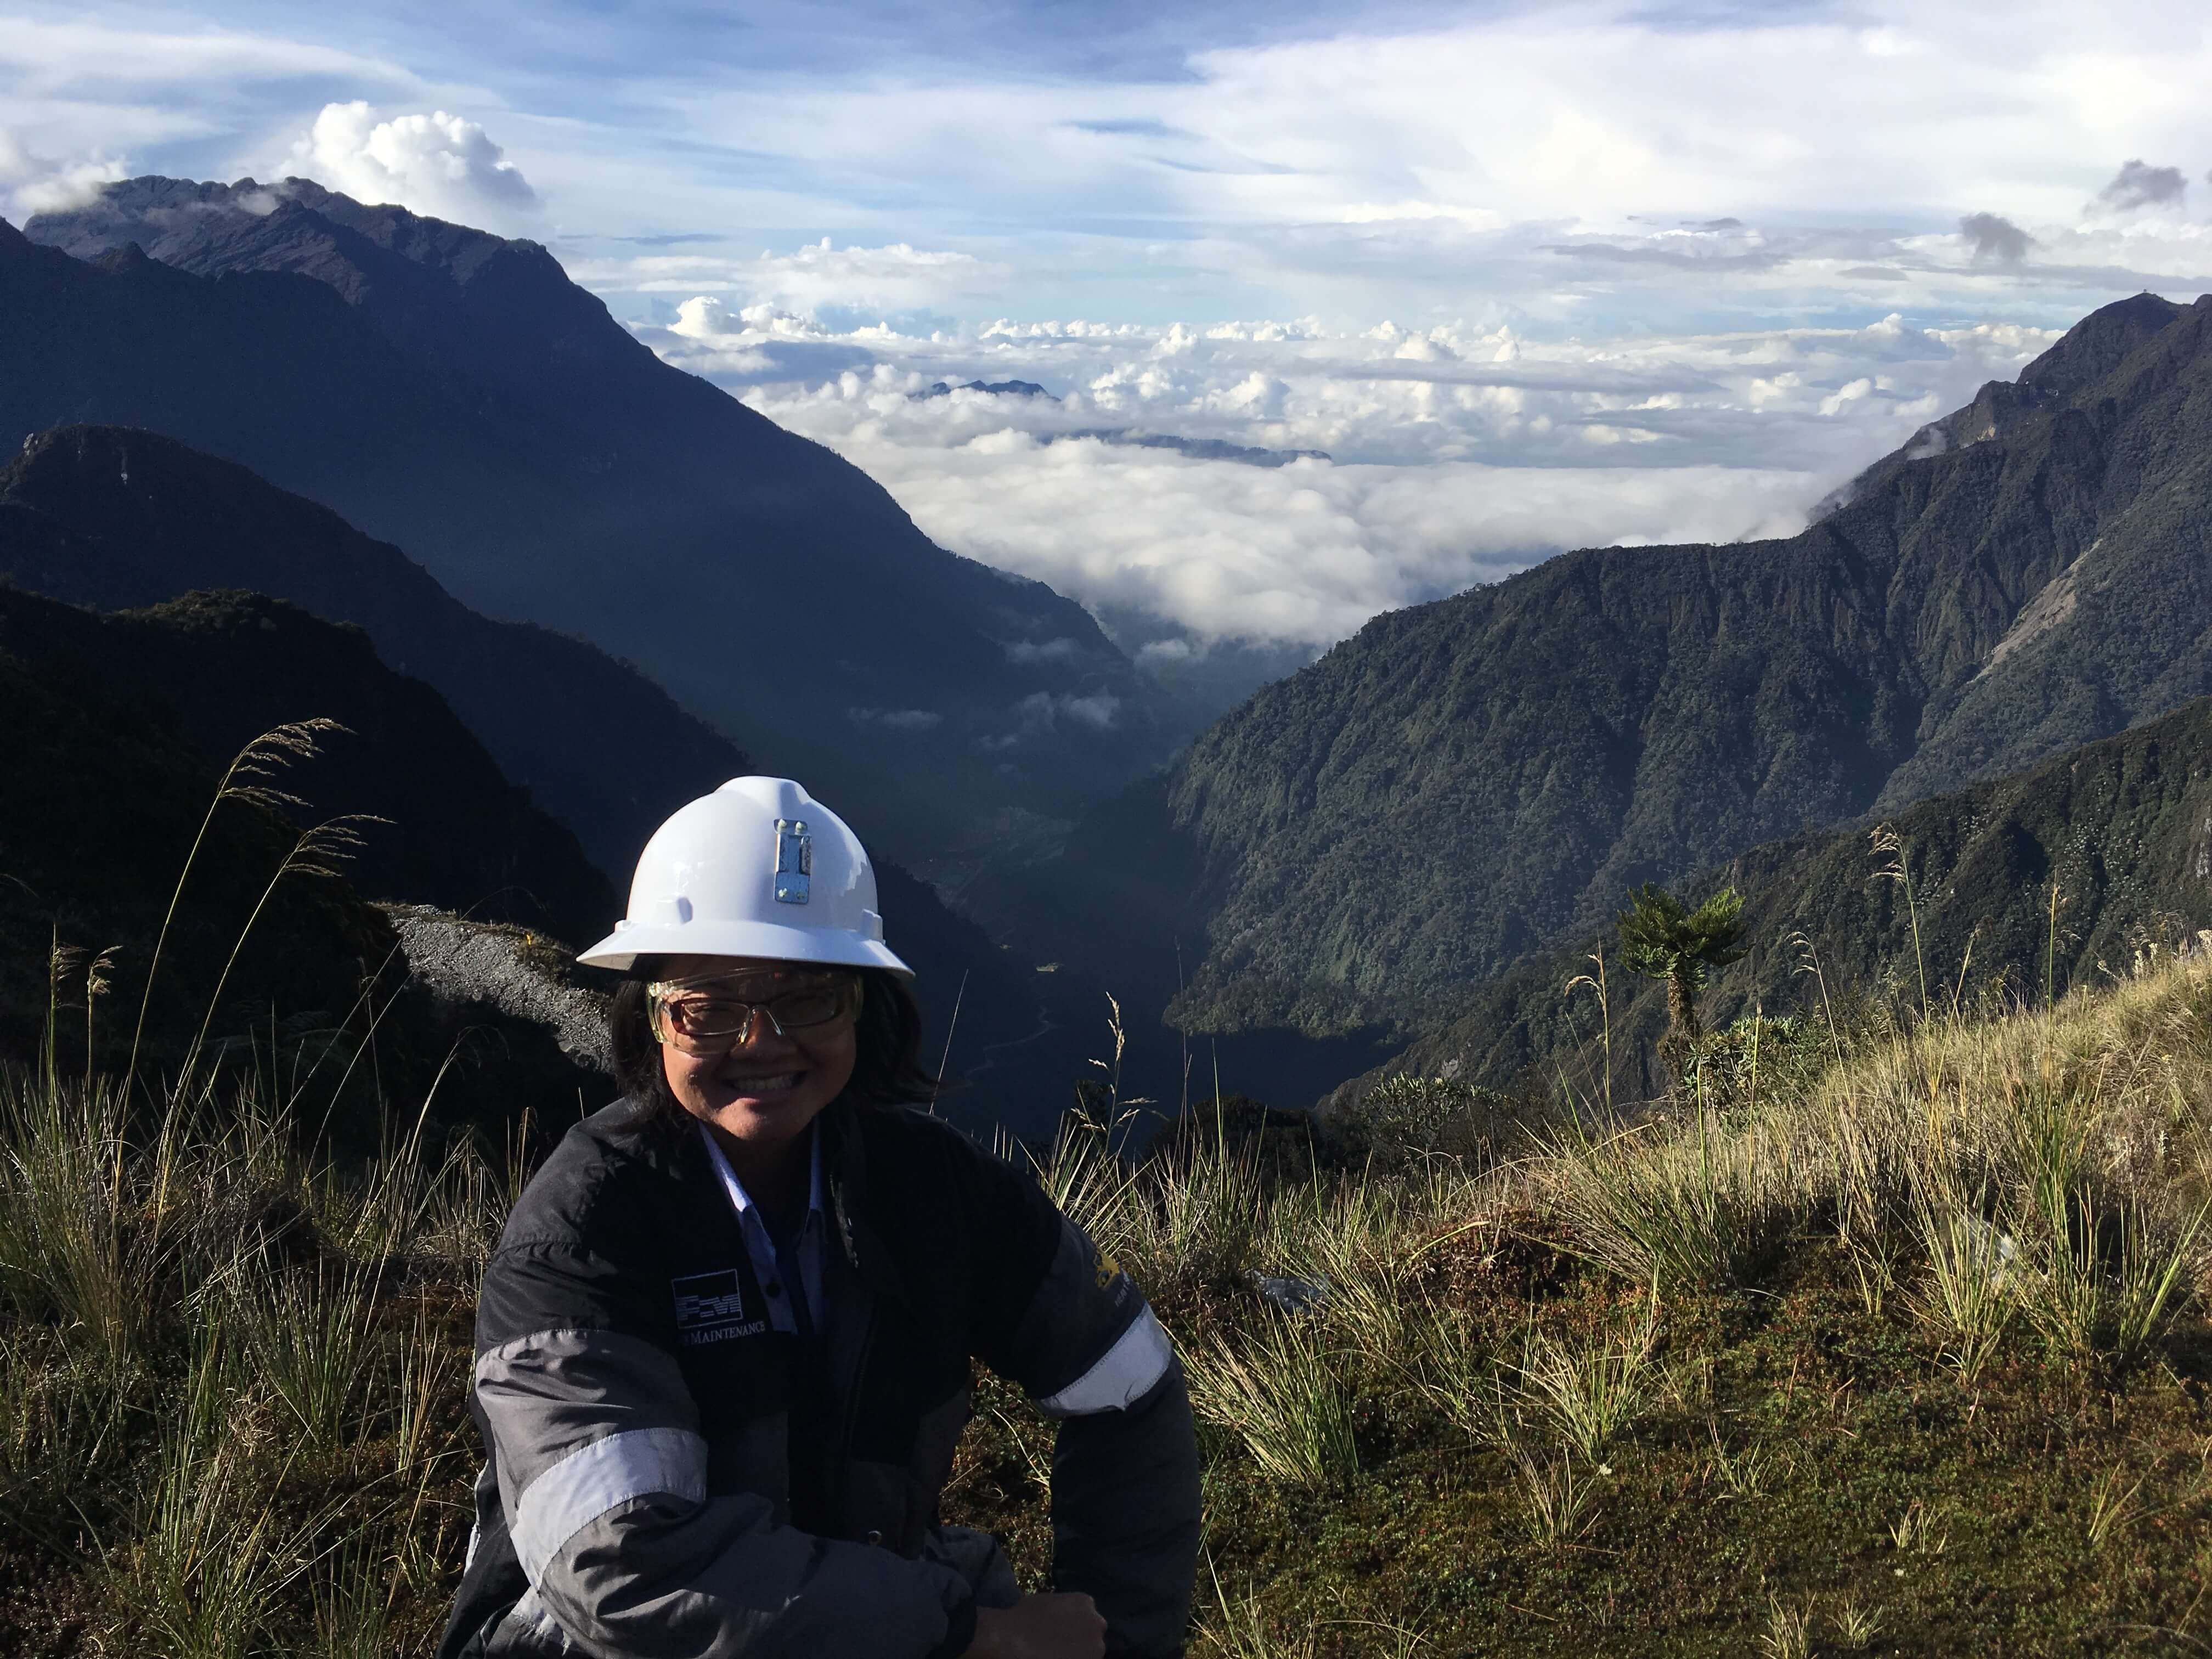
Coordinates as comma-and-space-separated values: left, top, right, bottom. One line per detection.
439, 776, 1201, 1659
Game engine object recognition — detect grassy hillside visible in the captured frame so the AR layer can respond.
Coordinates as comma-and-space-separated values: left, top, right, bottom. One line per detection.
9, 950, 2212, 1654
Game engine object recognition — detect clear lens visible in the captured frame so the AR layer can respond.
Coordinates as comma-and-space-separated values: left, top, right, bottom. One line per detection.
647, 972, 857, 1052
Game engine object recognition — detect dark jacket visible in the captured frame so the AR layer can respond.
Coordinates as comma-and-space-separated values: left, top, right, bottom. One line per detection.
439, 1098, 1201, 1659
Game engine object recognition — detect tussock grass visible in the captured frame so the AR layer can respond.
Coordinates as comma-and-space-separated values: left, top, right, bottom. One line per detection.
16, 897, 2212, 1649
953, 952, 2212, 1655
1186, 1313, 1360, 1491
1508, 1302, 1660, 1463
0, 1070, 490, 1654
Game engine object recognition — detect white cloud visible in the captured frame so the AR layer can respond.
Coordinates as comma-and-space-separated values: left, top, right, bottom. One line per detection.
848, 707, 944, 732
569, 239, 1005, 314
640, 301, 2059, 672
0, 128, 122, 218
0, 16, 415, 93
1020, 691, 1121, 731
287, 101, 537, 228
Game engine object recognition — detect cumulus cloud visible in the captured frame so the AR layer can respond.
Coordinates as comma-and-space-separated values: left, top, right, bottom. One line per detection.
0, 129, 123, 219
287, 101, 537, 227
1020, 691, 1121, 731
2092, 159, 2187, 215
1959, 212, 2032, 265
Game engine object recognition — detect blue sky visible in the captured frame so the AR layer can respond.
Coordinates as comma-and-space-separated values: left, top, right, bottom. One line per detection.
5, 0, 2211, 682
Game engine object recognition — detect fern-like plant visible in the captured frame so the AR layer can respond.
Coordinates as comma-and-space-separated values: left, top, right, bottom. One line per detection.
1616, 883, 1748, 1074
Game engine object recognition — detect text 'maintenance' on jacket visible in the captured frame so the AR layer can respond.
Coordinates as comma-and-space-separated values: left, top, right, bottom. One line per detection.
438, 1097, 1203, 1659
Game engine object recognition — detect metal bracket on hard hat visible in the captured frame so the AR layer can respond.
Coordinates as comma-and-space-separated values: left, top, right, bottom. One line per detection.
774, 819, 812, 904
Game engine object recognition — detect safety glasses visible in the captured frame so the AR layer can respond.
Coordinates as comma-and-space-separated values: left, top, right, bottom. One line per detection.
646, 968, 860, 1055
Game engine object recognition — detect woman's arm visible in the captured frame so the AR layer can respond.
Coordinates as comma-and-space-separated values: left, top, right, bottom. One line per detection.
970, 1180, 1203, 1658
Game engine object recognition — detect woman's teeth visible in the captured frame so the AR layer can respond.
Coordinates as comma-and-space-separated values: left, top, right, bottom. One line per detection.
724, 1071, 804, 1095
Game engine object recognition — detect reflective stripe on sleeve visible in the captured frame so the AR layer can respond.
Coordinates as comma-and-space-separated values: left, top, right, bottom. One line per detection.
1035, 1305, 1173, 1418
511, 1426, 709, 1583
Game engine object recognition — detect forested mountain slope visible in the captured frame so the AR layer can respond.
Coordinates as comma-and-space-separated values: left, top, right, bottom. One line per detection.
1338, 689, 2212, 1106
4, 184, 1168, 855
1046, 291, 2212, 1041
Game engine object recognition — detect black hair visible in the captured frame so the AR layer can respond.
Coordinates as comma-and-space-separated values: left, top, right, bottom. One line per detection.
608, 957, 941, 1138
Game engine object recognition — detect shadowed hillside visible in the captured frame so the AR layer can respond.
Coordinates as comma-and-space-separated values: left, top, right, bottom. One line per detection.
0, 426, 748, 885
0, 585, 614, 947
0, 428, 1046, 1130
4, 183, 1173, 855
0, 651, 392, 1080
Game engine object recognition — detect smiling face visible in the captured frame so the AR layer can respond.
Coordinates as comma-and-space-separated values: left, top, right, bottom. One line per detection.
652, 953, 861, 1155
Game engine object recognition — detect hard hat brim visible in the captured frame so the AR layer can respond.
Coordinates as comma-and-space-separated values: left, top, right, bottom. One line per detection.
575, 918, 914, 977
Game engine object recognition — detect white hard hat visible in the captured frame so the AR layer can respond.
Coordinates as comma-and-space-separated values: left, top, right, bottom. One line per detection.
576, 777, 912, 977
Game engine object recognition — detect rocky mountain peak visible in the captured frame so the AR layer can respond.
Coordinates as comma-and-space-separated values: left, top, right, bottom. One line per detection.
2017, 291, 2190, 397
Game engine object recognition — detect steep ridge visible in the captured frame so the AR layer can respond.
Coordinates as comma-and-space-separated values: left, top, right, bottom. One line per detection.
1337, 690, 2212, 1107
5, 185, 1170, 854
999, 291, 2212, 1049
0, 427, 1043, 1126
0, 585, 614, 946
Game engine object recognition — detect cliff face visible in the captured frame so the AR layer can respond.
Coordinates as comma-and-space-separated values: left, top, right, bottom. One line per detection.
1012, 292, 2212, 1042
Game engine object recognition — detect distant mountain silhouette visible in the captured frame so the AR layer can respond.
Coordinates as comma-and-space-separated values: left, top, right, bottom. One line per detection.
1051, 432, 1332, 467
6, 180, 1172, 857
988, 291, 2212, 1063
0, 583, 616, 946
916, 380, 1057, 399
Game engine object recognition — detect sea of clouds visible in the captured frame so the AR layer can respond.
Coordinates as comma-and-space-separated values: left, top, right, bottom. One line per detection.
636, 294, 2057, 703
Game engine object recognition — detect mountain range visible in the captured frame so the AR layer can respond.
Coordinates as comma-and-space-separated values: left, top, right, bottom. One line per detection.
0, 582, 614, 947
0, 426, 1043, 1130
13, 171, 2212, 1136
986, 291, 2212, 1081
4, 179, 1174, 860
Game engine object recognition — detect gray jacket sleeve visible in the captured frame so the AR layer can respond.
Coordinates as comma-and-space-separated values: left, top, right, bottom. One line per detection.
983, 1204, 1203, 1658
475, 1241, 977, 1659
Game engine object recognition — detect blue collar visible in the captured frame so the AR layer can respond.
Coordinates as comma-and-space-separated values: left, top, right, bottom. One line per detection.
696, 1119, 825, 1224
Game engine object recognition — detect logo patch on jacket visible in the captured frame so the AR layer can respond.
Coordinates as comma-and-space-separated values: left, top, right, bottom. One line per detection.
671, 1269, 766, 1345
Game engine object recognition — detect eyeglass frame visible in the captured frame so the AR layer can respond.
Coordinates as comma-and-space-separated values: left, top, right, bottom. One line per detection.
645, 968, 863, 1054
